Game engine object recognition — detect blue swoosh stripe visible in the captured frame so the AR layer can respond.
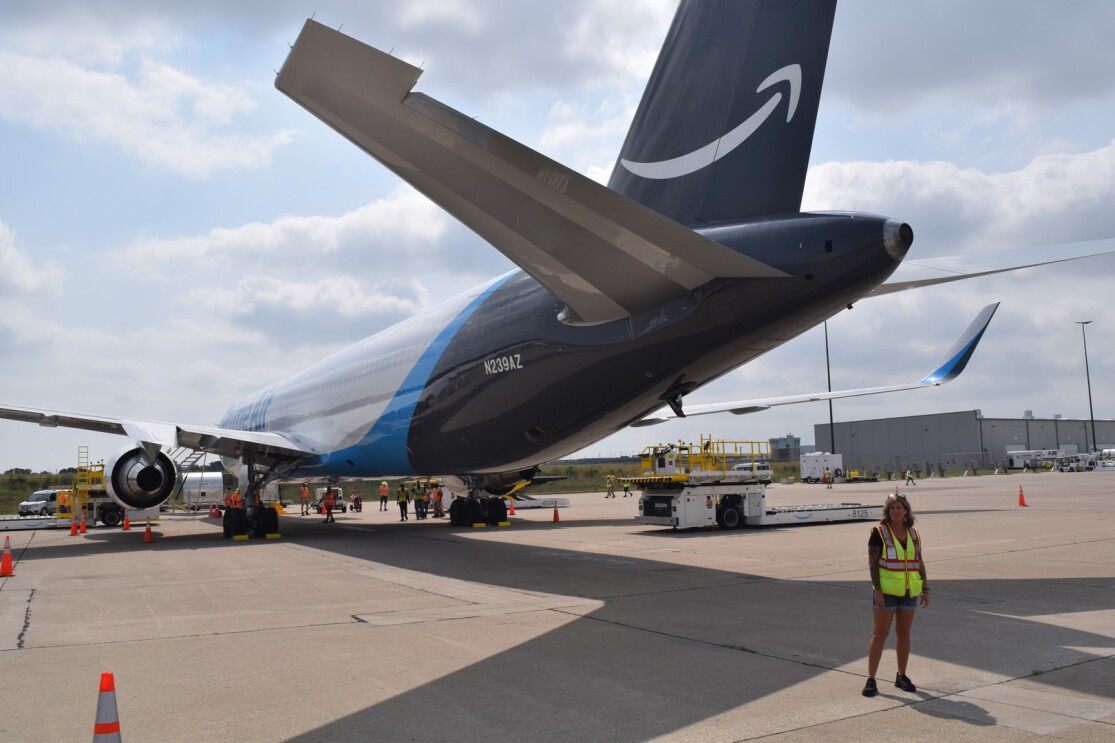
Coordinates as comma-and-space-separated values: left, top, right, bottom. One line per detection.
327, 273, 514, 475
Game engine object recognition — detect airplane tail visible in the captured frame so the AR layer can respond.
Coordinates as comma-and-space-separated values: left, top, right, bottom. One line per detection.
608, 0, 837, 227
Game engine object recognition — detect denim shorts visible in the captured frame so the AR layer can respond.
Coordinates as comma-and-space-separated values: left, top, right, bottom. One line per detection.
872, 592, 918, 611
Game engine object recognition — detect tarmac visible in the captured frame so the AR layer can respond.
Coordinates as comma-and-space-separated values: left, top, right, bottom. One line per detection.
1, 473, 1113, 742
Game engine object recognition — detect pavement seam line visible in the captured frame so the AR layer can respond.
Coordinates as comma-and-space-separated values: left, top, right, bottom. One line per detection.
2, 618, 360, 652
16, 587, 35, 650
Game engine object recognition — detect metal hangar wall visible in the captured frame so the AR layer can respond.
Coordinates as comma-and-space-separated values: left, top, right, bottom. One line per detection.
814, 410, 1115, 474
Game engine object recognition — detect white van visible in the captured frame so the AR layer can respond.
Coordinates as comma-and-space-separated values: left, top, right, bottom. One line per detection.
18, 488, 69, 517
729, 461, 773, 484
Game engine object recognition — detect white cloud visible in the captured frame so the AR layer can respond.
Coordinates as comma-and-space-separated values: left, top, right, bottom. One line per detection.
120, 184, 451, 274
399, 0, 484, 33
565, 0, 675, 82
0, 221, 65, 293
804, 140, 1115, 254
197, 274, 431, 320
0, 50, 293, 178
0, 11, 177, 68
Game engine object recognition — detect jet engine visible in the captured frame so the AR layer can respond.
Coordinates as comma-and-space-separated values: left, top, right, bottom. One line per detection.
103, 445, 178, 510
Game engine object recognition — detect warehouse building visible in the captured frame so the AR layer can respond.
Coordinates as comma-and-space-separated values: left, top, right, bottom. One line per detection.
814, 410, 1115, 476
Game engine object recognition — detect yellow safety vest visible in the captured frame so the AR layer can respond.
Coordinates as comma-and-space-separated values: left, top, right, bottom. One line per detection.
875, 524, 924, 597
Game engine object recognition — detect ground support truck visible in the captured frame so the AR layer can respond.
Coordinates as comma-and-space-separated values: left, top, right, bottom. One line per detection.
634, 480, 882, 530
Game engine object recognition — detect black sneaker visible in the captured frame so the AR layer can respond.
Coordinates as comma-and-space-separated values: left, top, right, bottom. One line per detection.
895, 673, 916, 692
862, 678, 878, 697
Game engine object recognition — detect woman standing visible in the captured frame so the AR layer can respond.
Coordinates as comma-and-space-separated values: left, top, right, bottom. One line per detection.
863, 492, 929, 697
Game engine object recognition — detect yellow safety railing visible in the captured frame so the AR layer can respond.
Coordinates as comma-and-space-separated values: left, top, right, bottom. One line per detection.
633, 435, 771, 480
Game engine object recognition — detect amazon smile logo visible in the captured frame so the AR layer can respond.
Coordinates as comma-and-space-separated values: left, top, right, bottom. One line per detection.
620, 63, 802, 180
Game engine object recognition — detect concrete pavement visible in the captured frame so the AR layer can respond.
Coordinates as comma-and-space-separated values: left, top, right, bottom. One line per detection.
1, 473, 1113, 741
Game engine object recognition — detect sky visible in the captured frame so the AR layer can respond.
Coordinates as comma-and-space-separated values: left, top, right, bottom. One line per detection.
2, 0, 1114, 473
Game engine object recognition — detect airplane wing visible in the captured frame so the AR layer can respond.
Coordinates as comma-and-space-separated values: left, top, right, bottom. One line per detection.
274, 20, 788, 326
870, 239, 1115, 296
0, 404, 318, 461
633, 302, 999, 427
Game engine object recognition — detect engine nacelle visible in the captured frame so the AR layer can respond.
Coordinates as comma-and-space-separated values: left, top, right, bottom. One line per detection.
104, 446, 178, 510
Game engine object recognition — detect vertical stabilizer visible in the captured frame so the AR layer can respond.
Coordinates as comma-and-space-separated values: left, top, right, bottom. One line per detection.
608, 0, 837, 226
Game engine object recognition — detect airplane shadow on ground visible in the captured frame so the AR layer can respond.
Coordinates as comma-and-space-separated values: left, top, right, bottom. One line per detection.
273, 517, 1115, 742
11, 513, 1113, 740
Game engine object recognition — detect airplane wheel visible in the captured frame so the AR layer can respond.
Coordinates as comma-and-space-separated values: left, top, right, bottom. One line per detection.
465, 499, 486, 525
260, 507, 279, 534
227, 508, 248, 537
483, 497, 507, 524
448, 499, 464, 525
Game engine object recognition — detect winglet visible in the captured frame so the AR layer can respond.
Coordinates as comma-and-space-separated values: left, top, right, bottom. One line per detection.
918, 303, 999, 384
632, 302, 1001, 426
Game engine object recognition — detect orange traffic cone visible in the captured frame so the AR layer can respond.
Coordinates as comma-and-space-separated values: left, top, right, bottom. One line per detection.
1, 535, 13, 577
1018, 485, 1028, 507
552, 505, 560, 523
80, 516, 88, 534
121, 512, 131, 531
70, 519, 78, 536
143, 519, 154, 544
92, 671, 122, 742
508, 500, 516, 516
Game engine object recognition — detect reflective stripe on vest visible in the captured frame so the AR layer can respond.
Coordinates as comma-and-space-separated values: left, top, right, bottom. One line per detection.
876, 524, 923, 597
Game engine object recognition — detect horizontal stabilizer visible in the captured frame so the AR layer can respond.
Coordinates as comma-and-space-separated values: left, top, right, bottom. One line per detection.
633, 303, 998, 426
872, 239, 1115, 297
275, 20, 787, 324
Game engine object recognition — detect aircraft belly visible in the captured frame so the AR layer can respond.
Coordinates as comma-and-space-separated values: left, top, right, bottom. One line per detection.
397, 216, 901, 474
404, 273, 856, 473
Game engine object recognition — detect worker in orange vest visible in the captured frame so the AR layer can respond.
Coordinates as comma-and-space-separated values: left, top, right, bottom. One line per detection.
231, 489, 242, 509
300, 482, 310, 515
322, 487, 336, 523
378, 481, 390, 511
433, 485, 444, 518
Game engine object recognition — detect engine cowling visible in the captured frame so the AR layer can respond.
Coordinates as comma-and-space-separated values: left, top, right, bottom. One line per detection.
104, 446, 178, 510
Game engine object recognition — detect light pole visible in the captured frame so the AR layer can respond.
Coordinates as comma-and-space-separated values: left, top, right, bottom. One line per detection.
1076, 321, 1097, 453
824, 321, 835, 454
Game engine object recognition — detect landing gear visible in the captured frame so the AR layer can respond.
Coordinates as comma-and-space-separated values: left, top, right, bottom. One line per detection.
222, 450, 297, 539
448, 496, 507, 526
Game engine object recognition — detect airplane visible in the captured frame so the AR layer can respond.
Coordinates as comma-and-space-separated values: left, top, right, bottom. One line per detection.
0, 0, 1102, 537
